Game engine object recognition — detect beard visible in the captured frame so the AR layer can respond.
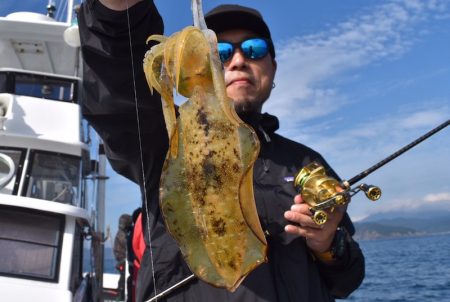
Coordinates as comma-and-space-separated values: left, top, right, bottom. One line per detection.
233, 99, 266, 127
233, 99, 264, 116
228, 84, 272, 118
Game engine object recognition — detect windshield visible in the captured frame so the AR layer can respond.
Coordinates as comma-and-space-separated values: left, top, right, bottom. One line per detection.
24, 151, 82, 206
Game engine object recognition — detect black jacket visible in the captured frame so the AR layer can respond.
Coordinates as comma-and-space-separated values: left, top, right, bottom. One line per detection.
78, 1, 365, 301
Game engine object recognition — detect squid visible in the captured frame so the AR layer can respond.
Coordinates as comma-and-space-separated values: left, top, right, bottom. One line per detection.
143, 0, 267, 292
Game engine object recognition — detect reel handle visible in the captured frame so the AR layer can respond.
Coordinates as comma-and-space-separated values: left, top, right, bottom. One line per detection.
359, 184, 381, 201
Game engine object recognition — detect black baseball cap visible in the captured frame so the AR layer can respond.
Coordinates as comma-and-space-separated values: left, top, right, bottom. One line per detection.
205, 4, 275, 58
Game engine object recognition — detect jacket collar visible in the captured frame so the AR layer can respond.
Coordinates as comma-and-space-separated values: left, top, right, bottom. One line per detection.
239, 112, 279, 135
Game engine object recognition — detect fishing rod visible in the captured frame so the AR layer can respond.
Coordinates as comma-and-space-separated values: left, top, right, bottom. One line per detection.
291, 119, 450, 225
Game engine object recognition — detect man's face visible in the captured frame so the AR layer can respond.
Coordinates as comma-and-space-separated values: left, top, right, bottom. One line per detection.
217, 29, 277, 115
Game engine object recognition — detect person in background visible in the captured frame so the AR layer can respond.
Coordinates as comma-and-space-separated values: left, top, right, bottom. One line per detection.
132, 210, 146, 272
129, 207, 143, 302
78, 1, 365, 301
113, 213, 133, 299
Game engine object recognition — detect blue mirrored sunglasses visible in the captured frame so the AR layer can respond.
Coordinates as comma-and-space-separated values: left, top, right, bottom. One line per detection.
217, 38, 270, 63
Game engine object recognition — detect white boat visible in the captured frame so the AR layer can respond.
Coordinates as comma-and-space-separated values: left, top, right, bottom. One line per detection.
0, 2, 124, 301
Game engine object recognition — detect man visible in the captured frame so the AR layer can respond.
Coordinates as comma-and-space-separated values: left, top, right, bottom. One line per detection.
113, 214, 133, 299
78, 1, 365, 301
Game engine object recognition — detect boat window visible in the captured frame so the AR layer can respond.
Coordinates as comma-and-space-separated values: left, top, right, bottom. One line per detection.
24, 150, 82, 206
0, 147, 25, 195
0, 71, 78, 103
0, 206, 64, 282
15, 73, 76, 102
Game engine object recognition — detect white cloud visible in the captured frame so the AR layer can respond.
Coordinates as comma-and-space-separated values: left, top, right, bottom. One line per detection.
400, 110, 448, 129
292, 106, 450, 169
351, 188, 450, 218
375, 196, 421, 211
265, 0, 449, 127
424, 192, 450, 203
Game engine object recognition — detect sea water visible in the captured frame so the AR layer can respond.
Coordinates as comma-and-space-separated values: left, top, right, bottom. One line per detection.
347, 233, 450, 301
101, 234, 450, 301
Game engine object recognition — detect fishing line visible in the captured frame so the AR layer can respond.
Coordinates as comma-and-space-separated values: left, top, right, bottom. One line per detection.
125, 1, 158, 300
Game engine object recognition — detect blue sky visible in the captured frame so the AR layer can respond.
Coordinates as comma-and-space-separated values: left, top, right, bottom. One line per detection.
2, 0, 449, 238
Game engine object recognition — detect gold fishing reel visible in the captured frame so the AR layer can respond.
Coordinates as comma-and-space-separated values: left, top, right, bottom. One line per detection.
293, 162, 381, 225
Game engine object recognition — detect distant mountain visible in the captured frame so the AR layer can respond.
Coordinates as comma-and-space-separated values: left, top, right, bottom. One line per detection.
354, 222, 417, 240
362, 207, 450, 222
354, 208, 450, 240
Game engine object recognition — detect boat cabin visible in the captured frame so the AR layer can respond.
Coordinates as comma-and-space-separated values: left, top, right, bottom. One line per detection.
0, 70, 102, 301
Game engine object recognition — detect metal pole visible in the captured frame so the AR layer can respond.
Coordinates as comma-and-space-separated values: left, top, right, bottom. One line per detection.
66, 0, 74, 24
96, 143, 108, 301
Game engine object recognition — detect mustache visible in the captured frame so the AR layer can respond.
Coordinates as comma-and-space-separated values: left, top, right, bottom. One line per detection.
224, 73, 254, 86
